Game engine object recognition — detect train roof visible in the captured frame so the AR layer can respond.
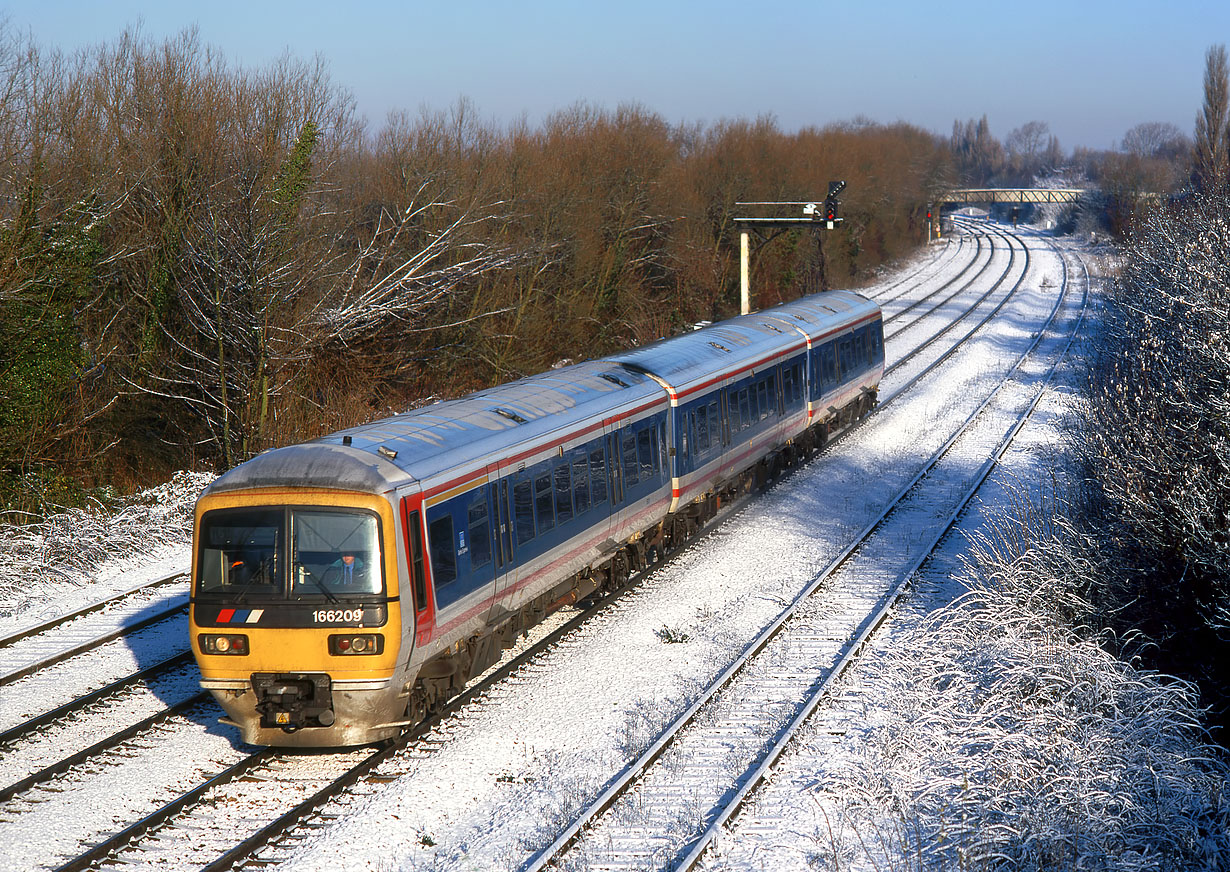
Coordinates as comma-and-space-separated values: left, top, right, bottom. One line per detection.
202, 290, 881, 500
609, 290, 878, 398
754, 289, 881, 341
204, 360, 664, 497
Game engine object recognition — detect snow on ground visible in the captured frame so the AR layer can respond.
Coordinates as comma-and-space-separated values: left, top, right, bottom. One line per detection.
2, 226, 1224, 871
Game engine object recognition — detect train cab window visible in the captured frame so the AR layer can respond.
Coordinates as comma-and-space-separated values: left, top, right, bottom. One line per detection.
197, 507, 283, 594
554, 462, 573, 524
572, 449, 590, 514
427, 515, 457, 587
534, 471, 555, 533
513, 480, 535, 545
467, 499, 492, 569
590, 447, 608, 505
291, 510, 382, 595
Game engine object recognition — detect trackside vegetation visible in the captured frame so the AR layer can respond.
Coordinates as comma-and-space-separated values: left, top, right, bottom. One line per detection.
0, 26, 949, 513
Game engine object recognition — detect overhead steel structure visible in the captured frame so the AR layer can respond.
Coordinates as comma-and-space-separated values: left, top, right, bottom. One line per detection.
938, 188, 1087, 205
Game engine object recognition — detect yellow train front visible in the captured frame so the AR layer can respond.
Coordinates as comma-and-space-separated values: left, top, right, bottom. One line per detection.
190, 470, 412, 748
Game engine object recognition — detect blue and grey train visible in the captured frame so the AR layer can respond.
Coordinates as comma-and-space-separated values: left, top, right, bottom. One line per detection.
190, 290, 884, 746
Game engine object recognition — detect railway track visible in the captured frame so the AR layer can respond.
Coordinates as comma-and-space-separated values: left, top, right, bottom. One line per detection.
0, 222, 1061, 870
0, 573, 186, 688
521, 226, 1087, 870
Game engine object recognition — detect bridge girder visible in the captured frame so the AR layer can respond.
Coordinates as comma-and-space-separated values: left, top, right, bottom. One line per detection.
938, 188, 1086, 205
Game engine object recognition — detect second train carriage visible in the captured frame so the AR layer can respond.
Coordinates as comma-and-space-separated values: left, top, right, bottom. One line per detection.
190, 290, 885, 746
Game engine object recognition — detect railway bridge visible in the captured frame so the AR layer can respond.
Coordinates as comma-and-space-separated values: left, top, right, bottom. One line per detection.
937, 188, 1087, 206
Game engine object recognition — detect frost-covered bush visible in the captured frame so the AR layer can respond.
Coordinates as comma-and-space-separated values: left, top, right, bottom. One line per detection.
1077, 190, 1230, 717
815, 532, 1230, 871
0, 470, 212, 614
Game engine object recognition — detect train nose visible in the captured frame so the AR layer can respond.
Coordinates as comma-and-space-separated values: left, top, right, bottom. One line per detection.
251, 673, 335, 731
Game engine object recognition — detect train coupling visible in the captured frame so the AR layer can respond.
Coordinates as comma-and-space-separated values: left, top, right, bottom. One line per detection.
251, 672, 335, 732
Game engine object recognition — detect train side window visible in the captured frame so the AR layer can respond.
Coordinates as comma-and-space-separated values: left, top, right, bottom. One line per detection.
820, 343, 837, 389
637, 426, 654, 481
871, 320, 884, 363
534, 473, 555, 533
554, 462, 573, 525
590, 447, 608, 505
727, 391, 740, 434
467, 500, 491, 569
694, 407, 710, 455
738, 389, 751, 431
513, 480, 535, 545
622, 430, 639, 487
782, 367, 795, 410
408, 510, 426, 612
757, 379, 770, 420
572, 449, 590, 514
427, 515, 457, 588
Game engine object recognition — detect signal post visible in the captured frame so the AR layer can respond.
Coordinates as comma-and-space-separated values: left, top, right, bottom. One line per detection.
733, 181, 846, 315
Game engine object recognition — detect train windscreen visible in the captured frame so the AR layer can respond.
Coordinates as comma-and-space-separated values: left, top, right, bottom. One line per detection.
196, 507, 383, 598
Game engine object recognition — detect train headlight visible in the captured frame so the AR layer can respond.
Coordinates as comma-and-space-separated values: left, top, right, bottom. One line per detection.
329, 634, 383, 656
200, 634, 249, 655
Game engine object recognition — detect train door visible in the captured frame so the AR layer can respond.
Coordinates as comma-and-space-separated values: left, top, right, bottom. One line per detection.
398, 489, 434, 653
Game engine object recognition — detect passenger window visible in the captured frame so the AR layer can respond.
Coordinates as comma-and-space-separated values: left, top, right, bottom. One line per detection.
513, 480, 535, 544
535, 474, 555, 533
590, 448, 608, 505
758, 379, 770, 420
572, 450, 590, 514
554, 462, 573, 524
468, 500, 491, 569
694, 408, 710, 455
427, 515, 457, 587
739, 389, 751, 430
637, 427, 654, 481
622, 431, 639, 487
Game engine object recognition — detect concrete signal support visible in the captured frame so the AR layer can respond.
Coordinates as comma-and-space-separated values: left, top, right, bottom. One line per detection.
733, 184, 845, 315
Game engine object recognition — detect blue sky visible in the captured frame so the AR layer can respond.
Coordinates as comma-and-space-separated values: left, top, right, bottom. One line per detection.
4, 0, 1227, 150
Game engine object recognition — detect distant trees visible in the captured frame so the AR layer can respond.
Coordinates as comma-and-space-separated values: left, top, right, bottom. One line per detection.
1193, 43, 1229, 192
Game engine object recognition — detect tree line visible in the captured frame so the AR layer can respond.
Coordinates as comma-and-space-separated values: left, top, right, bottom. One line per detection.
0, 27, 1202, 516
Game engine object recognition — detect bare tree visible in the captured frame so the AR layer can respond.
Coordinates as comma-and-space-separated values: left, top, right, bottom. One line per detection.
1121, 121, 1188, 158
1193, 44, 1228, 192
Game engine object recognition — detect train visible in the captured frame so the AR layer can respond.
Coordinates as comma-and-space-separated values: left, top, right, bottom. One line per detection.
189, 289, 885, 746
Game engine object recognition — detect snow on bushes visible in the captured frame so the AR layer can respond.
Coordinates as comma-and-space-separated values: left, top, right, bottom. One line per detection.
801, 525, 1230, 871
0, 470, 212, 617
